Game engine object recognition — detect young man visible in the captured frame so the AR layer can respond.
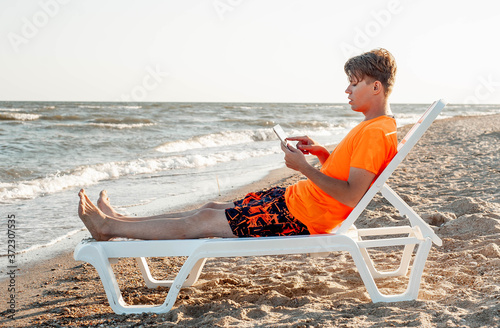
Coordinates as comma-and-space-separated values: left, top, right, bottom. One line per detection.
78, 48, 398, 241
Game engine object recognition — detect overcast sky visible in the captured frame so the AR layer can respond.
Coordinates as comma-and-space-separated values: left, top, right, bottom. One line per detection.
1, 0, 499, 104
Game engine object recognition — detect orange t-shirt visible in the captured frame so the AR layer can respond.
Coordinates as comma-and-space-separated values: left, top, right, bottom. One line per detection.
285, 115, 397, 234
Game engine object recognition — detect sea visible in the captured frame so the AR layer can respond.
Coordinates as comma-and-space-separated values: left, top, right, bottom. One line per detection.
1, 101, 499, 267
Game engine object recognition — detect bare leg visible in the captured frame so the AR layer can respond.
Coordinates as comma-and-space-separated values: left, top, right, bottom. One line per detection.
97, 190, 235, 221
79, 189, 236, 241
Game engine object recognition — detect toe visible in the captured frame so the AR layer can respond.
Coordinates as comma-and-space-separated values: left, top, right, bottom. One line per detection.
99, 190, 109, 203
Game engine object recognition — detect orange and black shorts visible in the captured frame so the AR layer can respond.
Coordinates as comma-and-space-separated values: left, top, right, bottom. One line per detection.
225, 187, 310, 238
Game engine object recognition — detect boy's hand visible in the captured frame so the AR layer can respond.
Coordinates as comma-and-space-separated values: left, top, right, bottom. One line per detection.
286, 136, 318, 154
281, 142, 309, 172
286, 136, 330, 165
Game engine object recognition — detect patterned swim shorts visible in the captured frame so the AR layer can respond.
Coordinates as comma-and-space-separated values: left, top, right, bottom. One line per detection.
225, 187, 310, 238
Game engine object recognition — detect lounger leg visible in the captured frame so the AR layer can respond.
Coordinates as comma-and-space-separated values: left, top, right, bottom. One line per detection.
350, 239, 432, 302
136, 257, 172, 288
404, 239, 432, 299
183, 258, 207, 286
349, 246, 385, 302
111, 255, 206, 313
75, 242, 208, 314
394, 244, 415, 276
359, 248, 380, 277
74, 242, 137, 314
160, 255, 206, 312
359, 244, 415, 278
135, 257, 207, 288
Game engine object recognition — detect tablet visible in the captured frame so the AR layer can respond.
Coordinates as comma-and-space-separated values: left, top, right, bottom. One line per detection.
273, 124, 288, 147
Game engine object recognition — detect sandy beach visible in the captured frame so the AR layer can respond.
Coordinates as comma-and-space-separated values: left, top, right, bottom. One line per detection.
1, 114, 499, 328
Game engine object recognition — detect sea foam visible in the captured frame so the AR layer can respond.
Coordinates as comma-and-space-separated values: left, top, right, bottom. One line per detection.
0, 112, 40, 121
0, 148, 278, 203
156, 129, 277, 153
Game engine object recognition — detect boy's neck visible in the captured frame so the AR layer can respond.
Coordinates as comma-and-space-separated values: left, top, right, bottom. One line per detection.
363, 98, 392, 121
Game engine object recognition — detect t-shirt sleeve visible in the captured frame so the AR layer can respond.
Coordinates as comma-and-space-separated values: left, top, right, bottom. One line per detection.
350, 127, 392, 175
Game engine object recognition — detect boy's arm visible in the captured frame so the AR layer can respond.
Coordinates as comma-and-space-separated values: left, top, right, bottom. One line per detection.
281, 143, 375, 208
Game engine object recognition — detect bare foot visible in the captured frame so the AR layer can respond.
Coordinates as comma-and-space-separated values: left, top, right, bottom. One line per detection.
97, 190, 124, 218
78, 189, 111, 241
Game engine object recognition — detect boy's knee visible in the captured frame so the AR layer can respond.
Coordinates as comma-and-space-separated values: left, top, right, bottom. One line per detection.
188, 208, 219, 224
202, 201, 233, 210
202, 202, 218, 209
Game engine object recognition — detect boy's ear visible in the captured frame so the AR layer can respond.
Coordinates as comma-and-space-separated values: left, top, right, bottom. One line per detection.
373, 81, 383, 95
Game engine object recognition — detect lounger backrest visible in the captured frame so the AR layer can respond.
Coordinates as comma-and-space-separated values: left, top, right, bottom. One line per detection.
336, 99, 447, 235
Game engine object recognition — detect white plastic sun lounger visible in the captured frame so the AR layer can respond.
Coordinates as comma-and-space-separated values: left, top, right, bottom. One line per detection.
74, 99, 446, 314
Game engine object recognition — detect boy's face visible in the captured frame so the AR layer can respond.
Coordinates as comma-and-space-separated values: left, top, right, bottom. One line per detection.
345, 77, 375, 113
